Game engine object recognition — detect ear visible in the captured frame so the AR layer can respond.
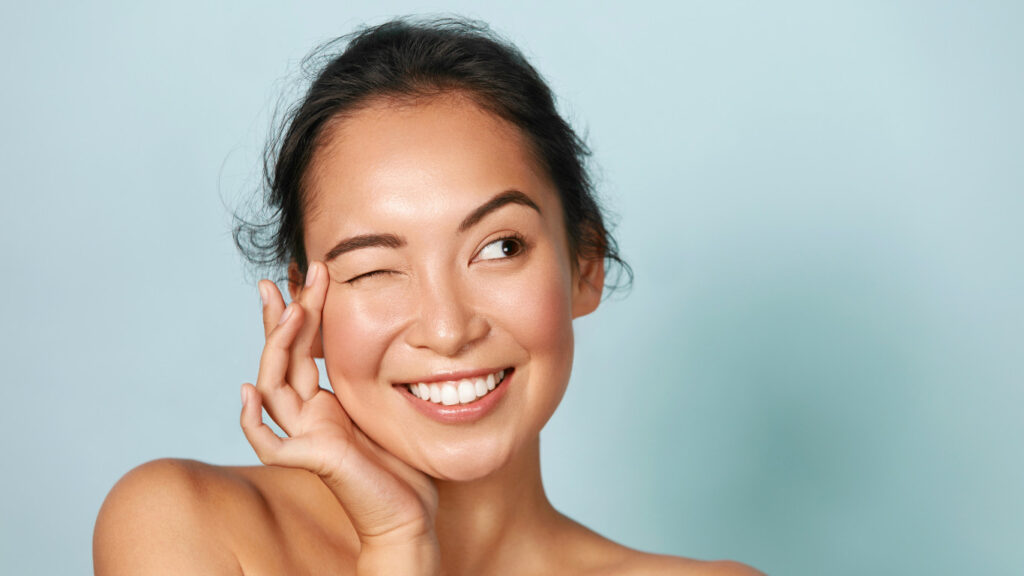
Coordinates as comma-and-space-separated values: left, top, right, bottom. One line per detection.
571, 254, 604, 318
287, 262, 325, 358
287, 262, 304, 301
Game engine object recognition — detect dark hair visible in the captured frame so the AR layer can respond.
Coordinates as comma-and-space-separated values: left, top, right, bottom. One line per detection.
234, 16, 630, 292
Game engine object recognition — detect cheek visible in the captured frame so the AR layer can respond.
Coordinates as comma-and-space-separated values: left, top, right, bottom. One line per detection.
490, 253, 576, 429
320, 286, 413, 385
483, 250, 576, 364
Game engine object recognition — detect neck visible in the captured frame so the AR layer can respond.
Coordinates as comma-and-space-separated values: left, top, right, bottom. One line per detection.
432, 439, 564, 575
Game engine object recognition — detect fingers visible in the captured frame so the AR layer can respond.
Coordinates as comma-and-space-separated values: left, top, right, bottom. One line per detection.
259, 280, 286, 338
288, 261, 329, 399
254, 300, 306, 433
239, 383, 285, 466
240, 383, 347, 476
252, 263, 328, 432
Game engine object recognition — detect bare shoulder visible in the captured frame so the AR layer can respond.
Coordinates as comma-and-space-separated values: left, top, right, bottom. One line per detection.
615, 551, 765, 576
93, 458, 355, 576
93, 459, 250, 575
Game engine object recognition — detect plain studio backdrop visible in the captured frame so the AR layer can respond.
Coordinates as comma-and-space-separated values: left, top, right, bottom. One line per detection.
2, 2, 1022, 574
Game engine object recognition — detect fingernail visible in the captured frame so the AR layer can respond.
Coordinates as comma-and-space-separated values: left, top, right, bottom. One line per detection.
258, 283, 269, 308
240, 385, 248, 405
278, 304, 294, 325
305, 263, 318, 287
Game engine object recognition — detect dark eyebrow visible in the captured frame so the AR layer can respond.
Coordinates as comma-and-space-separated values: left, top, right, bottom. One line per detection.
458, 189, 541, 233
323, 190, 539, 262
324, 233, 406, 261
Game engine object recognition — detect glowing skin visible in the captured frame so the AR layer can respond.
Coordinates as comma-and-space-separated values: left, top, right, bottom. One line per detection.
95, 91, 760, 576
298, 94, 600, 481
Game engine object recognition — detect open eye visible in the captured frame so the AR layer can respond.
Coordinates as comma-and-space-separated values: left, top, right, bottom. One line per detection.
476, 235, 526, 261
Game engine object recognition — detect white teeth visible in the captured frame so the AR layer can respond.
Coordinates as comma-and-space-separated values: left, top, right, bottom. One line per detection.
458, 380, 476, 404
441, 383, 459, 405
408, 369, 508, 406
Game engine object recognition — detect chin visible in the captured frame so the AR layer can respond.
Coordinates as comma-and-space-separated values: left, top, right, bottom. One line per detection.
412, 436, 516, 482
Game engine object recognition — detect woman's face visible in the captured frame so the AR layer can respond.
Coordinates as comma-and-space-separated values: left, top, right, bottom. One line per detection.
298, 94, 602, 481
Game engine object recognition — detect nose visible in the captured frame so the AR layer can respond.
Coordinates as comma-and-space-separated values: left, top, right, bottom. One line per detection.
403, 273, 490, 356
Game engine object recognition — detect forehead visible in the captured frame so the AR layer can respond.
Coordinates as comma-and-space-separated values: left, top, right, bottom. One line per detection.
303, 94, 558, 234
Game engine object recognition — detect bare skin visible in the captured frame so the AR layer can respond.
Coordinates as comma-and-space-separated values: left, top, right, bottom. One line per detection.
94, 95, 762, 576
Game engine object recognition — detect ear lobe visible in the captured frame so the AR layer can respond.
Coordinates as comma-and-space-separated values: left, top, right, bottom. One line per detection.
571, 255, 604, 318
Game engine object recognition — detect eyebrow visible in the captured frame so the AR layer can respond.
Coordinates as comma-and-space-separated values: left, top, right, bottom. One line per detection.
323, 189, 541, 262
324, 233, 405, 261
457, 189, 541, 233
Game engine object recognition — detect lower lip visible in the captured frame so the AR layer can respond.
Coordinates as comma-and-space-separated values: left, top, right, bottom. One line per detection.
398, 370, 513, 424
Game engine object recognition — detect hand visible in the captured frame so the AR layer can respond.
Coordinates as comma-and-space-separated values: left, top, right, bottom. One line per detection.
239, 261, 439, 570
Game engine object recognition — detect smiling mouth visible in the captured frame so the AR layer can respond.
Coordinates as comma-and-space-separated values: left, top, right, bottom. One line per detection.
403, 369, 510, 406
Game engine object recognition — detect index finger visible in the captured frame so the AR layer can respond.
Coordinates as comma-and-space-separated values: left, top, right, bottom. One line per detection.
288, 261, 329, 399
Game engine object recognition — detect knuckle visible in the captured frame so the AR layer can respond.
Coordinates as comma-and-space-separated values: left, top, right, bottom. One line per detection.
264, 330, 290, 351
265, 317, 302, 349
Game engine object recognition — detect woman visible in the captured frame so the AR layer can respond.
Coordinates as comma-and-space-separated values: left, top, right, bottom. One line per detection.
94, 18, 760, 575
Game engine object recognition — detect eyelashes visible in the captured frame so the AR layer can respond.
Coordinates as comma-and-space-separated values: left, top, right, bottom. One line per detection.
345, 269, 396, 284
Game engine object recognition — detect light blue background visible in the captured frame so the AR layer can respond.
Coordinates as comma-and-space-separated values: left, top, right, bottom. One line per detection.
2, 2, 1021, 574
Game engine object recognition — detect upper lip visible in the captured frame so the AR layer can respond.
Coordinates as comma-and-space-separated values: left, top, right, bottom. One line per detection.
394, 366, 509, 385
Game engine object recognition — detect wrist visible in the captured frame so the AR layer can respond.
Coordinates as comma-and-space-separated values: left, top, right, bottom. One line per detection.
356, 534, 440, 576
